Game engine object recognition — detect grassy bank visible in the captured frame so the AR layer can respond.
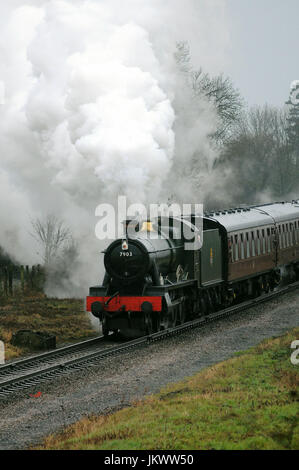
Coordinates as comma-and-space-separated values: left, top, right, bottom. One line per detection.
0, 294, 96, 360
37, 327, 299, 450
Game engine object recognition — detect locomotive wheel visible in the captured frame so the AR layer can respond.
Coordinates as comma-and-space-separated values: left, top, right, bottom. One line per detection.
263, 277, 270, 293
253, 281, 262, 298
200, 296, 208, 316
178, 304, 186, 325
223, 289, 233, 308
153, 313, 162, 332
102, 317, 109, 337
204, 291, 214, 314
164, 313, 176, 329
209, 290, 217, 312
144, 312, 153, 335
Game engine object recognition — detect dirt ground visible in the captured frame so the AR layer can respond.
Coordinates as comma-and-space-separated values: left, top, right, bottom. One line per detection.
0, 294, 96, 360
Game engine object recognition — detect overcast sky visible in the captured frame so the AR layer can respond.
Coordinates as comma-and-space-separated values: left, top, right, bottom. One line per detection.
224, 0, 298, 107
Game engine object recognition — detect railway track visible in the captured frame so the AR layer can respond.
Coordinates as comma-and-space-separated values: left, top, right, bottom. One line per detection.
1, 280, 298, 400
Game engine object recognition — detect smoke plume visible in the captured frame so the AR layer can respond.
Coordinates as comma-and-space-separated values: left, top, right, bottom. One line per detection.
0, 0, 229, 296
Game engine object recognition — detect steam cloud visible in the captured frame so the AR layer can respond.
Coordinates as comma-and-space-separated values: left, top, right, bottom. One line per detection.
0, 0, 229, 296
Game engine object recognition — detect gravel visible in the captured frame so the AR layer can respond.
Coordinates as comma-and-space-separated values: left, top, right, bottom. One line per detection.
0, 290, 298, 450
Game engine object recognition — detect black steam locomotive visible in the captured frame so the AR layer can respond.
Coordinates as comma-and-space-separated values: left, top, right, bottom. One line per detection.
87, 201, 299, 337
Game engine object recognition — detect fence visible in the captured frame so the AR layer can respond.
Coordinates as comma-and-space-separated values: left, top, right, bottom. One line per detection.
0, 265, 45, 297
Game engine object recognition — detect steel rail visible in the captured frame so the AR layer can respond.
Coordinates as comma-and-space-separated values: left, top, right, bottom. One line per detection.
0, 336, 107, 378
0, 281, 298, 399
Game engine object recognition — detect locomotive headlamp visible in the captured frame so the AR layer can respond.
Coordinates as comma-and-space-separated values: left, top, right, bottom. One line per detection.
122, 239, 129, 251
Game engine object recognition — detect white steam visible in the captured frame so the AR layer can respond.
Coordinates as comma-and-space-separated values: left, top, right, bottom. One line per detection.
26, 3, 176, 204
0, 0, 229, 296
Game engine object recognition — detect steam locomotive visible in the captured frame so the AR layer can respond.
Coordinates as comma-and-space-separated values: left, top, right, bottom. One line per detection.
86, 201, 299, 338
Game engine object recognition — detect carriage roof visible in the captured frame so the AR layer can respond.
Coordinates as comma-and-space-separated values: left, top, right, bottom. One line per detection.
204, 201, 299, 233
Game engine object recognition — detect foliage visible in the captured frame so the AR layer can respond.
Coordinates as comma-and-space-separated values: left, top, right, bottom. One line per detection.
37, 328, 299, 450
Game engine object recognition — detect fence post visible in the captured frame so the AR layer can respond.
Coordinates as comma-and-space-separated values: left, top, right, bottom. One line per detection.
20, 265, 25, 293
25, 266, 29, 290
36, 264, 43, 292
8, 265, 13, 296
31, 266, 35, 289
3, 267, 8, 296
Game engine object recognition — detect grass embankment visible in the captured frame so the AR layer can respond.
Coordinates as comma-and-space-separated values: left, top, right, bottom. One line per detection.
38, 327, 299, 450
0, 294, 96, 360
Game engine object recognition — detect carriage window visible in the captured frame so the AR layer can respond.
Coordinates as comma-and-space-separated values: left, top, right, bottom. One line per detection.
234, 234, 239, 261
240, 234, 245, 260
290, 223, 294, 245
230, 236, 234, 262
251, 231, 256, 257
257, 230, 261, 255
278, 225, 282, 248
246, 232, 250, 258
262, 229, 266, 254
282, 224, 286, 248
267, 228, 271, 252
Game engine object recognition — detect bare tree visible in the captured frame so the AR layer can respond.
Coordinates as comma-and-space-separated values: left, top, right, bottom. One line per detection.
174, 41, 192, 74
175, 41, 243, 142
31, 214, 71, 266
192, 70, 243, 141
286, 82, 299, 176
218, 105, 298, 203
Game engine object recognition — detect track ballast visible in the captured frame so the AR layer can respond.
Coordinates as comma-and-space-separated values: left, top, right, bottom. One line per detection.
0, 281, 298, 400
